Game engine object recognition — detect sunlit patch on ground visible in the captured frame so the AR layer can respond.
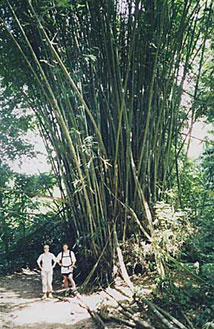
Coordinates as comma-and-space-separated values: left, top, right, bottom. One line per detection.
0, 271, 133, 328
12, 298, 90, 325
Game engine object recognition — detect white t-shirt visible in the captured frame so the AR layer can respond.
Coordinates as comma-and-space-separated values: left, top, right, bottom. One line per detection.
37, 252, 56, 271
56, 250, 76, 274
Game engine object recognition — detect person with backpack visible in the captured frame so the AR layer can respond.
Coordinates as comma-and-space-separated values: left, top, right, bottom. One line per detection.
56, 243, 76, 294
37, 244, 57, 299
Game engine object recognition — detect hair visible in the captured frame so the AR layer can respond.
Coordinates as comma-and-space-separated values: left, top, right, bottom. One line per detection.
62, 243, 69, 247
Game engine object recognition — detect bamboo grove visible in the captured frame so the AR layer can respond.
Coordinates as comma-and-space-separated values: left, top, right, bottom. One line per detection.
0, 0, 213, 283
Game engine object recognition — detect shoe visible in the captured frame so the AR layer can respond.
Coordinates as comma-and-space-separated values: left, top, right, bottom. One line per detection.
65, 290, 69, 297
69, 287, 77, 296
72, 287, 77, 293
41, 293, 47, 300
48, 293, 53, 299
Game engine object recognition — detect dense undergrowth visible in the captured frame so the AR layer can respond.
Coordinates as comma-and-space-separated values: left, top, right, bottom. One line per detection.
95, 200, 214, 329
112, 150, 214, 328
149, 195, 214, 327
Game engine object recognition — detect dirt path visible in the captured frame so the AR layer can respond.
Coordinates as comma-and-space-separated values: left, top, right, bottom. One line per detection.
0, 270, 132, 329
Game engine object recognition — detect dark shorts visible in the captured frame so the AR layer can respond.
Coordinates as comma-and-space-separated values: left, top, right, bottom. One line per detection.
62, 272, 73, 277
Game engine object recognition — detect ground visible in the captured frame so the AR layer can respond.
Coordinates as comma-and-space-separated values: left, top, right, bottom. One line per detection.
0, 269, 133, 329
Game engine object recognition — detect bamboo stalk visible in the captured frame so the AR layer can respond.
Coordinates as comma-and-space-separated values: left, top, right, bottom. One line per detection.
155, 305, 188, 329
143, 299, 186, 329
28, 1, 106, 155
113, 224, 134, 291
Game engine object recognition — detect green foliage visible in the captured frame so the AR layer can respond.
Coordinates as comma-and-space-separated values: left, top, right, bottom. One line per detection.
202, 263, 214, 280
153, 275, 214, 328
151, 202, 193, 278
204, 322, 214, 329
123, 235, 149, 276
194, 40, 214, 122
0, 88, 35, 161
123, 201, 192, 279
149, 143, 214, 328
201, 145, 214, 189
180, 146, 214, 266
0, 161, 62, 274
152, 202, 190, 255
0, 0, 213, 284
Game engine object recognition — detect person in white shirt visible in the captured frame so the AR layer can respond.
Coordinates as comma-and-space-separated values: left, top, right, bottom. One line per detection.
37, 245, 56, 299
57, 243, 76, 292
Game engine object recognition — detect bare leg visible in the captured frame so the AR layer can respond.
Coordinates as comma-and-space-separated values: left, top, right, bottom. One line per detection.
68, 273, 76, 289
63, 275, 68, 288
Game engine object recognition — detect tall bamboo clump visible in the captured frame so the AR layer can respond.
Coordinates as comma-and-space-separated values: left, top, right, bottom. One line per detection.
0, 0, 212, 283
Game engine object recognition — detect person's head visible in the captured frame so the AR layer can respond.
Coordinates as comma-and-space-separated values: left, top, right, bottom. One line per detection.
43, 245, 49, 253
63, 243, 69, 252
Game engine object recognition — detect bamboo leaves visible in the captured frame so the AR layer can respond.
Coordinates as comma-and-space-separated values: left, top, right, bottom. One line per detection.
0, 0, 212, 282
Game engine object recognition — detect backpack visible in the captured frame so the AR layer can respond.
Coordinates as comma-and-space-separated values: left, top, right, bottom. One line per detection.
60, 250, 73, 268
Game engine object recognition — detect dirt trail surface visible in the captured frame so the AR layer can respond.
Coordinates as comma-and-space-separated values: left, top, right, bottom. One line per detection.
0, 270, 132, 329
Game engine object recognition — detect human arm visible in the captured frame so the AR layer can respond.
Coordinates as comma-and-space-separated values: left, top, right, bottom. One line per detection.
52, 254, 57, 269
56, 252, 62, 266
71, 251, 76, 267
37, 254, 43, 270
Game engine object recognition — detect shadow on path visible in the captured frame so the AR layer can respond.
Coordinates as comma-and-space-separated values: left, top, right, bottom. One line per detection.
0, 270, 95, 329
